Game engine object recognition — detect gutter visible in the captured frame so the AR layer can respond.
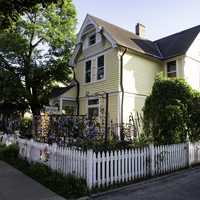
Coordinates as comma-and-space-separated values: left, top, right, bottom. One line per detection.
120, 47, 127, 132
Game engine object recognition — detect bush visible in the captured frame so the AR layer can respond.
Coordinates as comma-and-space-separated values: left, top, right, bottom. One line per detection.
188, 93, 200, 142
0, 144, 88, 198
143, 75, 200, 144
144, 77, 193, 144
20, 118, 32, 139
0, 144, 19, 164
69, 134, 152, 151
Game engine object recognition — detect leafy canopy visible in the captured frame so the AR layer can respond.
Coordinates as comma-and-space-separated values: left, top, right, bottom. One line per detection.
0, 0, 60, 29
0, 0, 77, 114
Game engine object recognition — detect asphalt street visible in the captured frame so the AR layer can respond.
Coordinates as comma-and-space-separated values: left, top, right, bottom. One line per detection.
91, 167, 200, 200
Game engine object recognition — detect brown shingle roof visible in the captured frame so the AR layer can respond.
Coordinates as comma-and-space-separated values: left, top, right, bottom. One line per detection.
90, 15, 162, 59
90, 15, 200, 60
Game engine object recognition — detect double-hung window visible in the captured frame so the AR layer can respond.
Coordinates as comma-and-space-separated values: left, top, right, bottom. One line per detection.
88, 34, 96, 46
85, 60, 91, 83
88, 98, 99, 119
167, 61, 176, 78
97, 55, 104, 80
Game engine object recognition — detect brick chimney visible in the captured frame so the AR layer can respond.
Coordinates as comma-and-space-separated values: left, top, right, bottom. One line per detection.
135, 23, 145, 38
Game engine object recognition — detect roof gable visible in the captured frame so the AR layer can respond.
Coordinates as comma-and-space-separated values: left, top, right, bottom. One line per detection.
186, 32, 200, 60
154, 25, 200, 59
50, 84, 75, 99
90, 15, 162, 58
71, 14, 200, 65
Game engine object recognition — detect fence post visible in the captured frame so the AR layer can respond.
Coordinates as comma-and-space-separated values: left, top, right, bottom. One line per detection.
149, 144, 155, 177
187, 141, 192, 167
86, 149, 93, 189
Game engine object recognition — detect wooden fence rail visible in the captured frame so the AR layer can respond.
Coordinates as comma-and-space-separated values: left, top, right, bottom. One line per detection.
1, 134, 200, 189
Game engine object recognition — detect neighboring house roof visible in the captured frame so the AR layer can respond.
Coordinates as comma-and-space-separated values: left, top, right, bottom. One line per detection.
154, 25, 200, 59
89, 15, 200, 60
50, 84, 75, 99
89, 15, 162, 59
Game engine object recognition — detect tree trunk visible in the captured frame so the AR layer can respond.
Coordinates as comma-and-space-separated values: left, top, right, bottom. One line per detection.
30, 104, 41, 140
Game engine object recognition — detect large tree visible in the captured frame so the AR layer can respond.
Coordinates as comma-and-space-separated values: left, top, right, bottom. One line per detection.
0, 0, 77, 115
0, 0, 59, 29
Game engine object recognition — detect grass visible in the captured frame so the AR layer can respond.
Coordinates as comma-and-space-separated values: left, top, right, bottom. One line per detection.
0, 144, 89, 199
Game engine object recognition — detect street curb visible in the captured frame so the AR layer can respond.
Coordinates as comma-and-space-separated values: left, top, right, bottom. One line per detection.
77, 165, 200, 200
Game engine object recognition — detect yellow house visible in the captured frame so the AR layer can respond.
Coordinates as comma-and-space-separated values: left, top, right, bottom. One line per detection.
50, 14, 200, 126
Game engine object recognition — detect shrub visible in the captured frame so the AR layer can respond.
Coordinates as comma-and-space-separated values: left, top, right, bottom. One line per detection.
0, 144, 19, 164
188, 93, 200, 142
20, 117, 32, 139
0, 144, 88, 198
143, 76, 193, 144
25, 162, 88, 198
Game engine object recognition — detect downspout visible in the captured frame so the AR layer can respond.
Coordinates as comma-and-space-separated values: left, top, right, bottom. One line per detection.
72, 67, 80, 115
120, 48, 127, 138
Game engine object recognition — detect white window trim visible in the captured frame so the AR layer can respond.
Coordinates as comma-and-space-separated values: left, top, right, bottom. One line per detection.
165, 59, 178, 77
86, 97, 100, 118
88, 33, 96, 47
83, 53, 106, 85
84, 59, 92, 83
96, 54, 105, 82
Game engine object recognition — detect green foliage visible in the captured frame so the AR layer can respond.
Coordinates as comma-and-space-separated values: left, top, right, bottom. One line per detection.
143, 76, 200, 144
188, 92, 200, 142
20, 118, 33, 139
0, 69, 28, 113
70, 133, 152, 151
0, 144, 19, 163
27, 164, 88, 198
0, 0, 60, 29
0, 144, 88, 198
132, 134, 153, 148
0, 0, 77, 114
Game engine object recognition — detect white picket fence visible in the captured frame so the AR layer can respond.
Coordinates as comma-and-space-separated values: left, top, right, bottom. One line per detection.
1, 134, 200, 189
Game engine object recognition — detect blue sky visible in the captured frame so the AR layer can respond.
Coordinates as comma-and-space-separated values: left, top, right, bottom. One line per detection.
73, 0, 200, 40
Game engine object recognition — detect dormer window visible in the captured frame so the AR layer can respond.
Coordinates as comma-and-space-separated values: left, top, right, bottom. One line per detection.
88, 34, 96, 46
167, 61, 177, 78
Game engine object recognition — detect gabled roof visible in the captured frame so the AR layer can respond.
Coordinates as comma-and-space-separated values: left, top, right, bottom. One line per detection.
50, 84, 75, 98
154, 25, 200, 59
89, 15, 200, 60
70, 14, 200, 64
89, 15, 162, 59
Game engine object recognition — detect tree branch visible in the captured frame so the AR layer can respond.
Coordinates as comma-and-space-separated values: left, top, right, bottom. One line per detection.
0, 55, 16, 73
32, 38, 44, 49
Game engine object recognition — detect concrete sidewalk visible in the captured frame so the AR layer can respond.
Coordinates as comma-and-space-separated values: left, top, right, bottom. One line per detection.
0, 161, 65, 200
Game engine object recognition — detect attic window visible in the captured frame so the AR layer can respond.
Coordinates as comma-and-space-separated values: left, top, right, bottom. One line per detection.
83, 24, 95, 34
167, 61, 177, 78
88, 34, 96, 46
